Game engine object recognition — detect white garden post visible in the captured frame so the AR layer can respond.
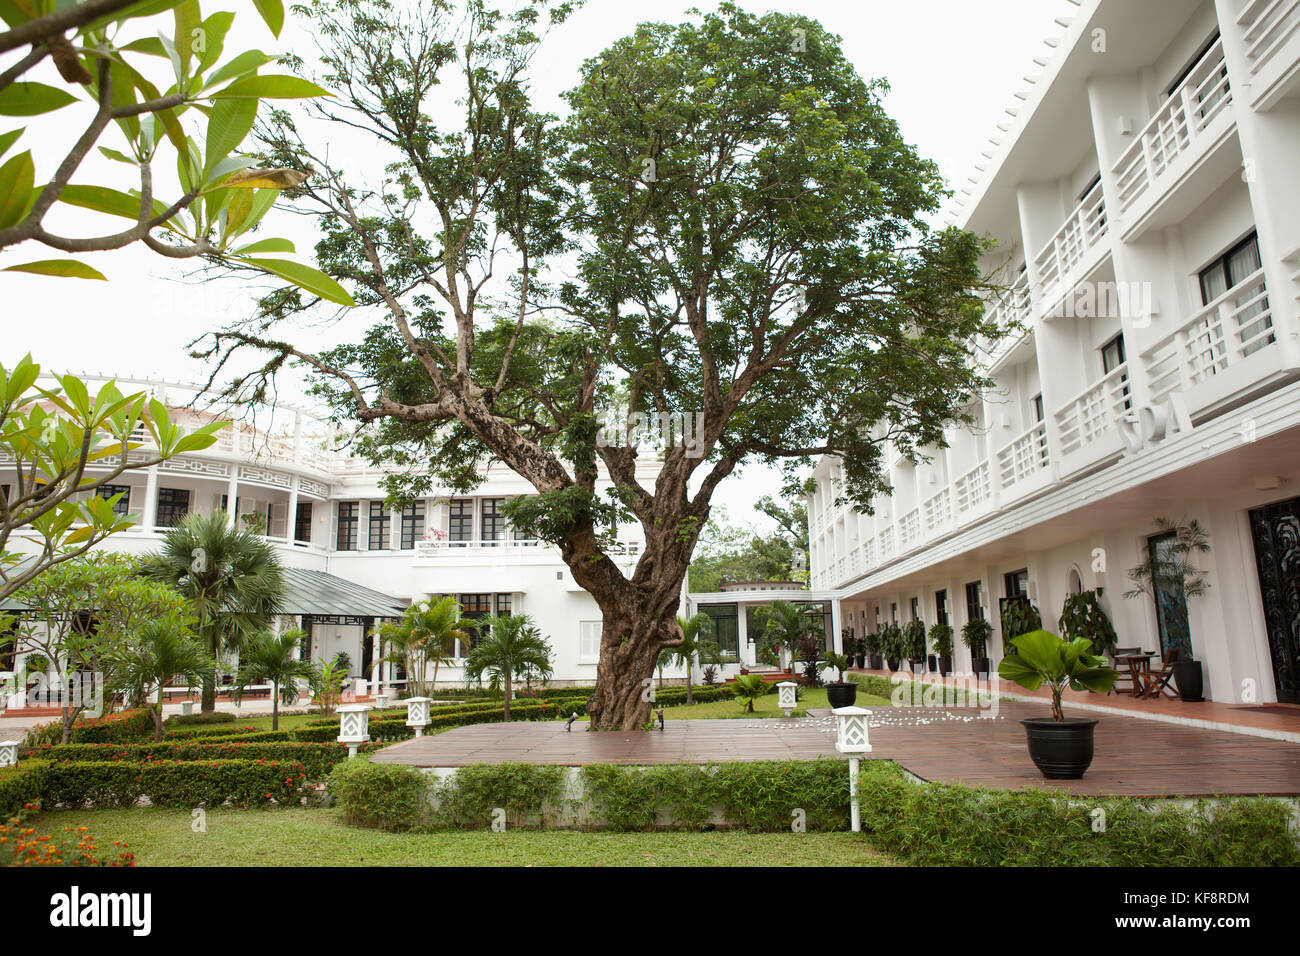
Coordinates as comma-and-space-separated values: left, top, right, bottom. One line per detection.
833, 706, 872, 833
354, 677, 369, 699
181, 700, 194, 716
405, 697, 432, 737
0, 741, 19, 767
337, 704, 372, 758
776, 681, 798, 718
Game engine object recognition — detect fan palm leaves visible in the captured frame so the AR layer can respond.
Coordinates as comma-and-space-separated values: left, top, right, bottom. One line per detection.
463, 614, 553, 721
232, 629, 315, 730
142, 511, 284, 712
107, 611, 214, 741
754, 601, 814, 673
661, 613, 722, 704
378, 596, 467, 697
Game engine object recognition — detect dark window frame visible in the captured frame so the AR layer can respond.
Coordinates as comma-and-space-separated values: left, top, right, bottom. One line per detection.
95, 483, 132, 516
336, 501, 360, 551
155, 487, 190, 528
368, 501, 391, 551
448, 498, 473, 543
400, 501, 424, 550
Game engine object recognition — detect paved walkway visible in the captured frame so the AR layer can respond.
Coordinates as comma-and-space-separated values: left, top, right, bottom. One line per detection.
374, 700, 1300, 798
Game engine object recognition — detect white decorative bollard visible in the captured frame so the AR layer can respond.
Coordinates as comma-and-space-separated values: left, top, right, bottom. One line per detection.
337, 704, 372, 758
0, 741, 19, 767
375, 693, 390, 709
181, 700, 194, 716
354, 677, 369, 699
833, 706, 873, 833
776, 681, 798, 718
405, 697, 432, 738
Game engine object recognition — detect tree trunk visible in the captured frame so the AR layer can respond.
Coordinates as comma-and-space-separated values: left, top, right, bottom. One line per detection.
503, 672, 512, 722
272, 682, 280, 731
153, 687, 165, 742
586, 611, 680, 730
686, 659, 693, 705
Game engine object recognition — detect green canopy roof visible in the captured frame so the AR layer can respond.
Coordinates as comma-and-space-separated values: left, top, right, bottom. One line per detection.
278, 567, 408, 619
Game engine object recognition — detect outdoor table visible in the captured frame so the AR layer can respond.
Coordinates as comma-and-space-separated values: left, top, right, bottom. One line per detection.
1117, 652, 1156, 699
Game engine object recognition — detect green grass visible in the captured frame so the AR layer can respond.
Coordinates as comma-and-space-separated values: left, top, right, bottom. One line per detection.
661, 687, 891, 719
166, 710, 324, 733
34, 807, 896, 866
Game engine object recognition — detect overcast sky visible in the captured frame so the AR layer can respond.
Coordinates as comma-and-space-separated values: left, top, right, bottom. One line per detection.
4, 0, 1075, 534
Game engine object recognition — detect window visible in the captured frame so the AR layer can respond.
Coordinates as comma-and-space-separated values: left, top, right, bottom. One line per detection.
700, 604, 740, 659
94, 483, 131, 516
480, 497, 505, 545
298, 624, 313, 662
1004, 568, 1030, 599
399, 502, 424, 550
1101, 333, 1132, 411
448, 498, 473, 543
1198, 232, 1272, 358
294, 502, 313, 543
1147, 532, 1192, 657
495, 593, 512, 616
1167, 30, 1224, 104
336, 501, 360, 551
965, 581, 983, 621
579, 621, 602, 663
1031, 393, 1048, 465
155, 488, 190, 528
935, 589, 949, 627
459, 593, 491, 648
368, 501, 391, 550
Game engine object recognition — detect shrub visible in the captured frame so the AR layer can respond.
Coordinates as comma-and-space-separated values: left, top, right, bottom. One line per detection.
21, 710, 154, 749
435, 763, 566, 829
0, 761, 48, 818
164, 711, 237, 728
0, 804, 134, 867
327, 759, 431, 831
856, 762, 1300, 866
39, 760, 314, 809
26, 741, 371, 780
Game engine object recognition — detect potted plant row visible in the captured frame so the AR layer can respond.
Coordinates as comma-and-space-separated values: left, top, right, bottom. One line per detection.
929, 623, 954, 677
879, 622, 903, 672
821, 652, 858, 708
864, 630, 883, 671
962, 617, 993, 678
902, 619, 926, 675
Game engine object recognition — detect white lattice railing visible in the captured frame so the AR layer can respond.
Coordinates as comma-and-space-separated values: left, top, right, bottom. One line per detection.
923, 488, 952, 531
898, 509, 921, 550
878, 526, 895, 560
953, 461, 991, 514
1142, 268, 1274, 406
1054, 364, 1132, 457
414, 538, 641, 558
996, 421, 1050, 488
1034, 179, 1108, 305
1113, 37, 1232, 216
1238, 0, 1300, 78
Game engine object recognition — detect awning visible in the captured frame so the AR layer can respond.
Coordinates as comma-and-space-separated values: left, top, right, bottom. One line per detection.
278, 567, 408, 619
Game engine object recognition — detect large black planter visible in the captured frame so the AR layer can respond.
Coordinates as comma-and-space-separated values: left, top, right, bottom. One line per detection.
1020, 717, 1098, 779
972, 656, 990, 678
885, 657, 900, 672
1173, 659, 1204, 702
938, 655, 952, 677
869, 654, 883, 671
825, 682, 858, 708
855, 654, 866, 669
927, 654, 938, 673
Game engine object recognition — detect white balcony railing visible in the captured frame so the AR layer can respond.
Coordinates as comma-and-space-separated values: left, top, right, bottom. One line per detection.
1053, 363, 1132, 457
1033, 179, 1108, 305
982, 271, 1033, 364
996, 420, 1050, 488
414, 538, 642, 558
923, 487, 952, 531
898, 509, 921, 549
1143, 268, 1275, 407
878, 526, 895, 560
1239, 0, 1300, 78
953, 460, 992, 514
1113, 37, 1233, 216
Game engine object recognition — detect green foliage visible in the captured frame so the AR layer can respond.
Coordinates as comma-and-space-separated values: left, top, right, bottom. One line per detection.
821, 651, 850, 683
997, 630, 1119, 721
688, 506, 800, 592
928, 623, 954, 657
901, 620, 926, 660
436, 763, 566, 830
877, 622, 904, 664
23, 709, 155, 750
0, 0, 349, 301
1125, 517, 1211, 658
731, 674, 771, 713
0, 761, 47, 818
164, 711, 237, 727
106, 610, 214, 740
857, 762, 1300, 866
39, 759, 313, 809
999, 600, 1043, 650
232, 629, 313, 729
462, 613, 554, 719
377, 597, 467, 698
960, 617, 992, 658
754, 601, 816, 672
26, 741, 364, 780
327, 759, 431, 831
1058, 590, 1118, 656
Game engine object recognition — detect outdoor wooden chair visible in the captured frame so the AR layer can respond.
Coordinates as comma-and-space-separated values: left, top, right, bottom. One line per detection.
1142, 648, 1180, 701
1110, 646, 1142, 695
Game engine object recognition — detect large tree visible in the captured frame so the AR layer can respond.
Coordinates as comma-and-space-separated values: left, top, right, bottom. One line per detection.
199, 1, 997, 729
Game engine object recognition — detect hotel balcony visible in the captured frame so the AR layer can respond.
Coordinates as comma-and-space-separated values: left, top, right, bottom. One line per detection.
1052, 362, 1132, 477
1236, 0, 1300, 109
1032, 179, 1110, 316
1111, 36, 1240, 242
995, 420, 1052, 496
1142, 268, 1281, 418
981, 272, 1034, 371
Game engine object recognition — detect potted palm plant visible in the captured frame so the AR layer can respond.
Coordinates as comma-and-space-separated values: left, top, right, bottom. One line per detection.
821, 651, 858, 707
929, 623, 954, 677
962, 617, 993, 678
880, 622, 903, 672
1125, 518, 1210, 702
863, 630, 882, 670
1058, 590, 1118, 657
902, 620, 927, 674
998, 630, 1119, 778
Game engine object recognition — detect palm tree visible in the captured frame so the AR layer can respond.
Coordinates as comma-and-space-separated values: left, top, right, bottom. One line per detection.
378, 596, 467, 697
754, 601, 814, 674
463, 614, 553, 721
232, 629, 314, 731
107, 612, 214, 741
661, 613, 722, 704
143, 511, 284, 712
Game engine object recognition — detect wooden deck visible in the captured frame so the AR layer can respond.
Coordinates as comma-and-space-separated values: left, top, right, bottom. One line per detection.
374, 701, 1300, 798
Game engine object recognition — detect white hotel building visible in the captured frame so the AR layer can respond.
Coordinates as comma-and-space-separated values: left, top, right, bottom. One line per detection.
2, 377, 655, 688
807, 0, 1300, 706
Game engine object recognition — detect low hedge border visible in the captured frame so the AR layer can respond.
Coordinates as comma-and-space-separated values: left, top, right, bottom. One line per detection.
38, 759, 316, 810
0, 761, 48, 818
21, 710, 155, 749
25, 741, 383, 779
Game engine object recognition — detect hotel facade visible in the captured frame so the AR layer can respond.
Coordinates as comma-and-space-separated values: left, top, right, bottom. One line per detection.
807, 0, 1300, 706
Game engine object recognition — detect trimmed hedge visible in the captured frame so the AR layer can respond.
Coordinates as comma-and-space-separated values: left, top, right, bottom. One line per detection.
856, 761, 1300, 866
39, 759, 315, 809
328, 759, 431, 831
25, 741, 379, 779
0, 761, 48, 818
21, 709, 155, 749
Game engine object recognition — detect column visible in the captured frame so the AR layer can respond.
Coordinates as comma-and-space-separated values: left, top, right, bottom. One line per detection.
287, 480, 300, 544
225, 471, 238, 526
140, 465, 158, 533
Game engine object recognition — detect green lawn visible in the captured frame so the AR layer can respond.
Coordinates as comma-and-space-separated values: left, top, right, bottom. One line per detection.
662, 687, 891, 719
166, 710, 325, 733
34, 807, 895, 867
